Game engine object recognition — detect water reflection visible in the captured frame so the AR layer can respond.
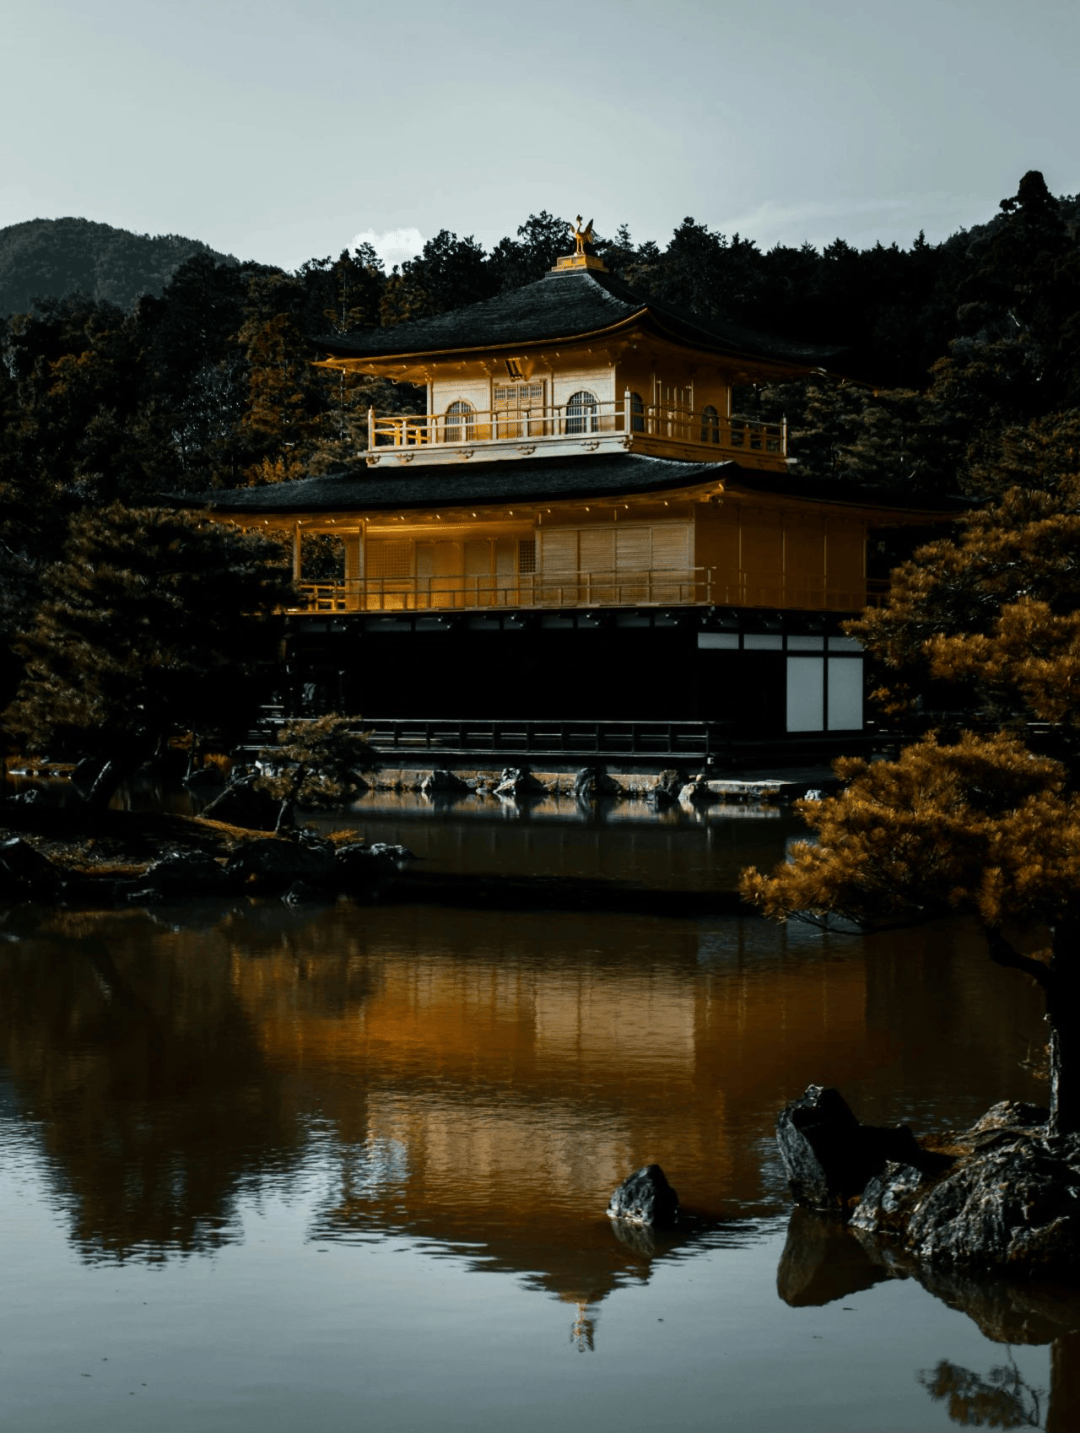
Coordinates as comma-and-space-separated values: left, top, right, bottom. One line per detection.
4, 795, 1075, 1431
323, 791, 792, 892
777, 1207, 1080, 1430
0, 915, 305, 1260
1, 893, 1046, 1293
920, 1357, 1046, 1429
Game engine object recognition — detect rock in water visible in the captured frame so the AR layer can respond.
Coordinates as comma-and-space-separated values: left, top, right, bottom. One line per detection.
365, 843, 416, 861
850, 1102, 1080, 1275
0, 836, 63, 900
573, 766, 622, 801
138, 850, 226, 897
224, 838, 338, 891
776, 1084, 925, 1211
606, 1165, 679, 1227
419, 770, 470, 795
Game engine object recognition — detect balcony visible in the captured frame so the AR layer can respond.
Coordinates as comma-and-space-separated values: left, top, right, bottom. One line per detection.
292, 571, 885, 615
365, 396, 787, 470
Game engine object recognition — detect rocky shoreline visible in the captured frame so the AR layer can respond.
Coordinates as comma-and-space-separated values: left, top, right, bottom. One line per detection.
0, 757, 816, 910
0, 797, 416, 907
777, 1085, 1080, 1279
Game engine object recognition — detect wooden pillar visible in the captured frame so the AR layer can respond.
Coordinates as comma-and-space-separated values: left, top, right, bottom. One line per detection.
344, 526, 362, 610
292, 521, 302, 581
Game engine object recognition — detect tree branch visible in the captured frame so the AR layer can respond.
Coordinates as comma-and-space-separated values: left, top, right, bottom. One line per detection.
984, 927, 1052, 989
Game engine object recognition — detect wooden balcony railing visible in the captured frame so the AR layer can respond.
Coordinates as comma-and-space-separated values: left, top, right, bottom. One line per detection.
367, 396, 786, 456
293, 571, 885, 615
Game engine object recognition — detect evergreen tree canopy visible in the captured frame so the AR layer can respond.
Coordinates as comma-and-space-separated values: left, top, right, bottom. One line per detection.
256, 715, 376, 833
742, 411, 1080, 1133
5, 505, 295, 803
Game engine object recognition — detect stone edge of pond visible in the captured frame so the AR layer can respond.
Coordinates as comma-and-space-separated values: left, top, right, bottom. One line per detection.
777, 1083, 1080, 1283
0, 817, 414, 910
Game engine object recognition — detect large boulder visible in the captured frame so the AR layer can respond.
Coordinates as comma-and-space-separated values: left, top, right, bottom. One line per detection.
225, 837, 338, 891
493, 767, 547, 799
606, 1164, 679, 1227
573, 766, 622, 801
334, 840, 408, 894
0, 836, 63, 900
776, 1084, 927, 1212
646, 770, 682, 809
851, 1102, 1080, 1276
778, 1203, 1080, 1345
419, 770, 470, 796
678, 778, 715, 805
135, 849, 228, 898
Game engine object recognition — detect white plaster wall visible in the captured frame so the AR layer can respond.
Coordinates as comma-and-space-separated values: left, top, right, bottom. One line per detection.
431, 376, 491, 413
550, 366, 616, 410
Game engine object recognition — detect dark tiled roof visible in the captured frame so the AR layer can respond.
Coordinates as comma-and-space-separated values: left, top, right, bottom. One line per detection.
315, 268, 842, 370
177, 454, 735, 515
724, 468, 969, 514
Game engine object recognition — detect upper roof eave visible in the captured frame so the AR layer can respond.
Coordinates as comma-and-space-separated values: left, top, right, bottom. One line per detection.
316, 312, 841, 380
314, 310, 648, 368
312, 267, 846, 374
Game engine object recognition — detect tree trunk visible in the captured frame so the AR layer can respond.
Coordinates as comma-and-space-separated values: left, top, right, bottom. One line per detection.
82, 752, 143, 813
1046, 921, 1080, 1136
274, 764, 307, 835
185, 730, 200, 782
1047, 1330, 1080, 1433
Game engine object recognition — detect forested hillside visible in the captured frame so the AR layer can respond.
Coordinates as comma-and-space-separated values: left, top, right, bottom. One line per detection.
0, 217, 237, 316
0, 173, 1077, 647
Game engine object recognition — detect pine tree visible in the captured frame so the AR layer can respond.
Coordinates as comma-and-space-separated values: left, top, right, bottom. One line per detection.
741, 410, 1080, 1133
255, 715, 376, 833
4, 504, 295, 808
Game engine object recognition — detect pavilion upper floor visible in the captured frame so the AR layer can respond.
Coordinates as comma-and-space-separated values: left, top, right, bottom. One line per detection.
358, 349, 788, 471
314, 263, 843, 474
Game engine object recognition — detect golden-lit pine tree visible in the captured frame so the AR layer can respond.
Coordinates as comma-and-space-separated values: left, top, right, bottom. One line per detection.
742, 412, 1080, 1134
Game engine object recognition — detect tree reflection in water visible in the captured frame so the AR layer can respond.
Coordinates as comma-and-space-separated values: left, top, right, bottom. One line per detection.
919, 1356, 1042, 1428
0, 905, 378, 1261
777, 1206, 1080, 1430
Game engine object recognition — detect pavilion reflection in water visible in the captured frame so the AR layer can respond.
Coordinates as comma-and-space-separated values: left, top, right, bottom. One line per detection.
0, 897, 1046, 1346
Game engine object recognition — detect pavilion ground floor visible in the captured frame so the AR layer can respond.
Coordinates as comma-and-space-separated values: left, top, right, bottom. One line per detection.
280, 604, 871, 756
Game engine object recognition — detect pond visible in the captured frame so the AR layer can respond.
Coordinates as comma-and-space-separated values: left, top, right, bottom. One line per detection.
2, 794, 1076, 1430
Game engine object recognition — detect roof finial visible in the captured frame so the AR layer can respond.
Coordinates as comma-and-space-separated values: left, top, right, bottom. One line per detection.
551, 216, 607, 274
569, 215, 595, 257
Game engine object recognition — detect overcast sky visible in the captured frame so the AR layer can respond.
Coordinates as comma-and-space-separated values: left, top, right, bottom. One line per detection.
3, 0, 1077, 271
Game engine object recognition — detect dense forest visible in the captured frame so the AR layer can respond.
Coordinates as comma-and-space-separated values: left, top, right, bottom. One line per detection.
1, 172, 1078, 645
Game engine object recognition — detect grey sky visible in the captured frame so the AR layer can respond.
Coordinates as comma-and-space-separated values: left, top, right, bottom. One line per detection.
3, 0, 1077, 270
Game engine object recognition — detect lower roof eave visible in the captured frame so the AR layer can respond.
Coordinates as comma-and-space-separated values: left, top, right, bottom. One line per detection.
171, 453, 739, 519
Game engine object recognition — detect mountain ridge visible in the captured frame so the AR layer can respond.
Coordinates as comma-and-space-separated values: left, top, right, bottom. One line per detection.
0, 216, 240, 316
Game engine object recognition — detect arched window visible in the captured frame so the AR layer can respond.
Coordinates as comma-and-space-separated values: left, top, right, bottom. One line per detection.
566, 390, 598, 435
629, 392, 645, 433
444, 399, 474, 443
700, 404, 720, 444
